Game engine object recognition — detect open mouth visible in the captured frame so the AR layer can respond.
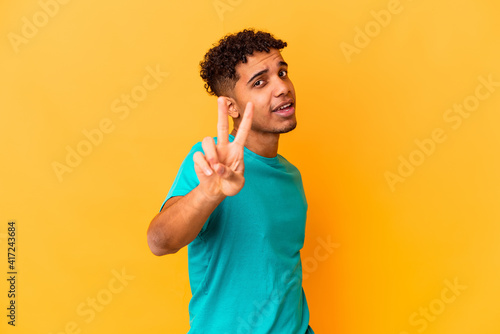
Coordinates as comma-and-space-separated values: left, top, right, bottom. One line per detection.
272, 102, 294, 113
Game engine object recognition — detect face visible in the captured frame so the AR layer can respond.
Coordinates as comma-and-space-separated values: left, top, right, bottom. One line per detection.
229, 49, 297, 135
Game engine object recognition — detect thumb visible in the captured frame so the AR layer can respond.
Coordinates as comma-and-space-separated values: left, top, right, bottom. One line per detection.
215, 163, 227, 177
215, 163, 235, 180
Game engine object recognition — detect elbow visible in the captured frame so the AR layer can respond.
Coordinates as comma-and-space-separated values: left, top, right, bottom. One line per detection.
149, 245, 180, 256
147, 230, 181, 256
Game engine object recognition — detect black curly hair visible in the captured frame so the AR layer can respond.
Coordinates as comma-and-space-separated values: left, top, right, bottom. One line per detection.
200, 29, 287, 97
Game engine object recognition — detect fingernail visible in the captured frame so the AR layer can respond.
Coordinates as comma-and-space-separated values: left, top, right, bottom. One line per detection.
217, 164, 225, 175
204, 167, 213, 176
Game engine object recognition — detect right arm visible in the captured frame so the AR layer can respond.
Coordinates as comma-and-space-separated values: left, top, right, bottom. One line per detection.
146, 98, 254, 256
146, 187, 225, 256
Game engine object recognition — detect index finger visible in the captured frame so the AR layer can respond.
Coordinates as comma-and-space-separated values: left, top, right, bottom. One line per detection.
233, 102, 254, 147
217, 97, 229, 145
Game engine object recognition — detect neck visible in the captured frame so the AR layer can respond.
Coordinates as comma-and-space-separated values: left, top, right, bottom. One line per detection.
231, 129, 280, 158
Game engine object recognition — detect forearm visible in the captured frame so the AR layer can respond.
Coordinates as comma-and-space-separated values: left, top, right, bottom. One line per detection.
147, 185, 225, 256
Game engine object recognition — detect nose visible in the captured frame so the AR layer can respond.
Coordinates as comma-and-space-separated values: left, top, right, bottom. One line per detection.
273, 76, 291, 98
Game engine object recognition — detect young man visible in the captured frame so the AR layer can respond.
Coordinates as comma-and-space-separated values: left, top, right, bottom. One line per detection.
147, 29, 314, 334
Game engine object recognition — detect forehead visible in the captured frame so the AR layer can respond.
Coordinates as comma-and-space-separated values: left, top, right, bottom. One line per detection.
235, 49, 285, 80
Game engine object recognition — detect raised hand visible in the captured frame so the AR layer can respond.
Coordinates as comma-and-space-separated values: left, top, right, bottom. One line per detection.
193, 97, 254, 198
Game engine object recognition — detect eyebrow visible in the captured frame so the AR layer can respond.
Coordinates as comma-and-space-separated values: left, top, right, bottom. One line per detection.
246, 61, 289, 85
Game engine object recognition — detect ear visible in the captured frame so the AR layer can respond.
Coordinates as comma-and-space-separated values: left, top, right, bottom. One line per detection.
225, 97, 240, 119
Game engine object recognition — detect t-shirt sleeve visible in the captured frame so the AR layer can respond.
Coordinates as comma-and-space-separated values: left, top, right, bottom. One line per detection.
159, 142, 203, 211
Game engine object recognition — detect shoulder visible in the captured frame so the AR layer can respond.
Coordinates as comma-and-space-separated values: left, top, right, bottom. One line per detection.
187, 141, 204, 154
186, 137, 221, 155
277, 154, 300, 171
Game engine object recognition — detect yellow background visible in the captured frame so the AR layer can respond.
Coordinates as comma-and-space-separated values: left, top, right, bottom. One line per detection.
1, 0, 500, 333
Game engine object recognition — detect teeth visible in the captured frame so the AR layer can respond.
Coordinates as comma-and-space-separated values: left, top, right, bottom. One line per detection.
278, 103, 291, 110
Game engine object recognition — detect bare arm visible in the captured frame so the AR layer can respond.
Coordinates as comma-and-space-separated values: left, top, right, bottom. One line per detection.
146, 189, 225, 255
147, 98, 254, 256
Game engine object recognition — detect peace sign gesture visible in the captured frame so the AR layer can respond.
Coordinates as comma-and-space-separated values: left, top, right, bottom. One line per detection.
193, 97, 254, 198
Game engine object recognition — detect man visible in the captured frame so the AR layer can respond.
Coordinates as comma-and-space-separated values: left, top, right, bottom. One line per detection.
147, 29, 314, 334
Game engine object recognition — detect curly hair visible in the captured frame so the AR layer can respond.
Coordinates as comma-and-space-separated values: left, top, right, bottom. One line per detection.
200, 29, 287, 97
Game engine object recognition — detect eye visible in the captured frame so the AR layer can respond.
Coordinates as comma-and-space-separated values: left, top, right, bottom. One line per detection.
279, 70, 288, 78
253, 80, 264, 87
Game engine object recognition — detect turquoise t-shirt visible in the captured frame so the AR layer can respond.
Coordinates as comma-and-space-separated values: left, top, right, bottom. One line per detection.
162, 135, 314, 334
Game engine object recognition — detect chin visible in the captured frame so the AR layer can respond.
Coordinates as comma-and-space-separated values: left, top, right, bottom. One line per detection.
274, 122, 297, 134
